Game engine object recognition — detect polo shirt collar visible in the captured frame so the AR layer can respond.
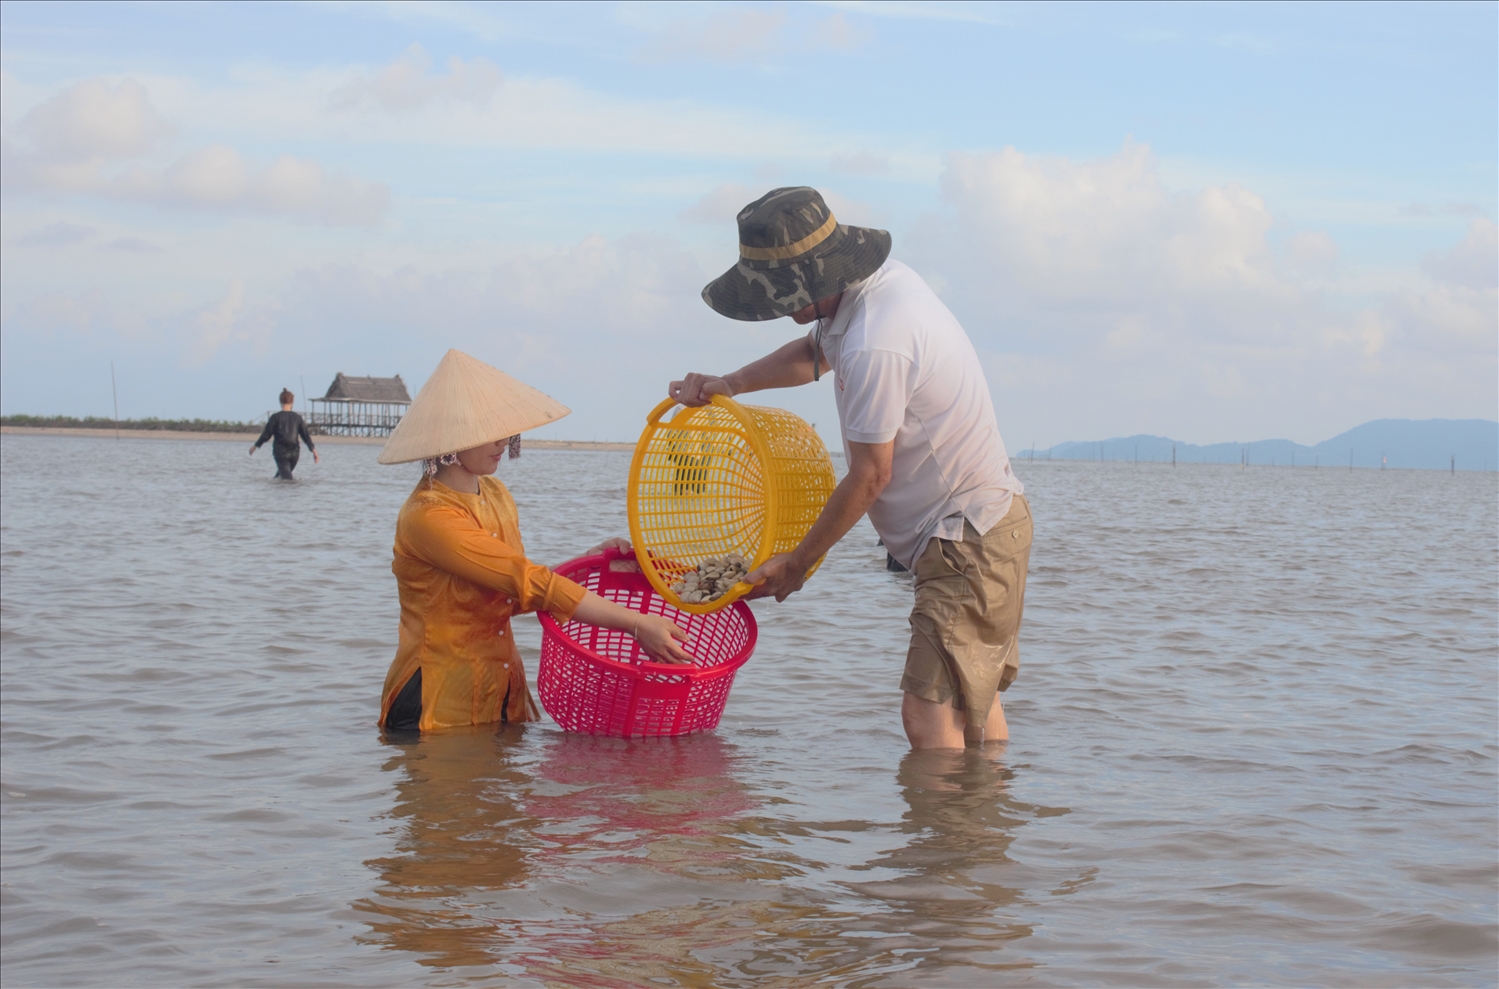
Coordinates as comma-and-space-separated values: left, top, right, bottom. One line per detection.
824, 274, 871, 338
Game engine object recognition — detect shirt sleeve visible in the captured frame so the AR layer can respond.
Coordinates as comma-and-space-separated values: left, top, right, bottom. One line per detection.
401, 502, 586, 621
254, 417, 275, 448
837, 348, 916, 444
297, 416, 315, 451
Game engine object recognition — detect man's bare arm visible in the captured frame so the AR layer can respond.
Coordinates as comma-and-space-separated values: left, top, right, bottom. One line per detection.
669, 336, 832, 407
744, 438, 894, 602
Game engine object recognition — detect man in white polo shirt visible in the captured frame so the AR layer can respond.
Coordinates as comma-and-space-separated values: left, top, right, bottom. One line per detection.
669, 186, 1032, 750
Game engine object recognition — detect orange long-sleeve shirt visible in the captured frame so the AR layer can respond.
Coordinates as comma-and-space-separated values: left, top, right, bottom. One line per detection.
379, 474, 586, 731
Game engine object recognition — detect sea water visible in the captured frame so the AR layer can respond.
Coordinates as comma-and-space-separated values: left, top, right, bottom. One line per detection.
1, 433, 1495, 987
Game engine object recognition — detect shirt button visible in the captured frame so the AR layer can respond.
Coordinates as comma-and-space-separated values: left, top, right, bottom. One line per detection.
498, 629, 506, 636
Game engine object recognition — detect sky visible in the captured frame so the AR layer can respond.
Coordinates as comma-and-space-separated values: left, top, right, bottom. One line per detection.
1, 0, 1494, 447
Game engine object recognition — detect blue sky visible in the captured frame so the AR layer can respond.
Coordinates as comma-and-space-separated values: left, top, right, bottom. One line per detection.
1, 0, 1494, 447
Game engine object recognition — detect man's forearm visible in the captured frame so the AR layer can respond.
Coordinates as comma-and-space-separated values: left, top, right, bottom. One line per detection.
788, 443, 892, 572
725, 337, 823, 396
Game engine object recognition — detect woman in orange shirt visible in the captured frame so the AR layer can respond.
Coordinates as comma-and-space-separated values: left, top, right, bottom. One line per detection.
376, 349, 690, 732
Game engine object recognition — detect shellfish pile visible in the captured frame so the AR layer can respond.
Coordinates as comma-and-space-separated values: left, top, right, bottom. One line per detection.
671, 554, 750, 604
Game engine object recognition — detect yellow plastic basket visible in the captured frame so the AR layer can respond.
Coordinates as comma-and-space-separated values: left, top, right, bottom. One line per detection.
628, 395, 837, 614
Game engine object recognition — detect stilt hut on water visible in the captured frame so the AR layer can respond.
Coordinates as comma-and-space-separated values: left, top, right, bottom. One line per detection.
307, 373, 412, 436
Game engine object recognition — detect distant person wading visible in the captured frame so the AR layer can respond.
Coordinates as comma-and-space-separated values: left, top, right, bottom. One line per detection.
251, 389, 319, 480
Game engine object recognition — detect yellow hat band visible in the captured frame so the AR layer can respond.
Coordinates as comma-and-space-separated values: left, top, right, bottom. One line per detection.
739, 212, 838, 262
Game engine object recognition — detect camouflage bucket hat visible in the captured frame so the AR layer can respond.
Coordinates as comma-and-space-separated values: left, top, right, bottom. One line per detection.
702, 186, 892, 321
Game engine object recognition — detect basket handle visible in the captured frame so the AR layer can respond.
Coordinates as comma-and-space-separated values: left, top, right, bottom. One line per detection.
587, 545, 706, 673
646, 393, 745, 426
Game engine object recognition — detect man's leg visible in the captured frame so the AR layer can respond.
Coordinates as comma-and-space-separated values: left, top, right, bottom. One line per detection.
901, 496, 1031, 751
273, 445, 298, 479
902, 691, 1008, 750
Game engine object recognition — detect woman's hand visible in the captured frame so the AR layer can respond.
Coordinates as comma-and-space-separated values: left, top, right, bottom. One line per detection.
570, 591, 690, 663
633, 613, 693, 665
585, 536, 639, 572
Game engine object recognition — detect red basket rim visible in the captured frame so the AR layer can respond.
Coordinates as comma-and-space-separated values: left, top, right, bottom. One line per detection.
537, 550, 756, 680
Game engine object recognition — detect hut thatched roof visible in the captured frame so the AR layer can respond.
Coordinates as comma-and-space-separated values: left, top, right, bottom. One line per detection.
321, 373, 411, 403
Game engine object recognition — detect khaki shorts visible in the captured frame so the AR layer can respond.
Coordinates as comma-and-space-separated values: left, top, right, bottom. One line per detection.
901, 495, 1033, 727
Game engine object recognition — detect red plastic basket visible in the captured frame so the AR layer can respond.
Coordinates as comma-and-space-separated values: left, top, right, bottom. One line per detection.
537, 548, 757, 737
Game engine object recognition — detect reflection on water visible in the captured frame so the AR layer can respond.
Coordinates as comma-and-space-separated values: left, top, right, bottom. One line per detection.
2, 434, 1495, 987
358, 727, 1057, 987
359, 728, 539, 971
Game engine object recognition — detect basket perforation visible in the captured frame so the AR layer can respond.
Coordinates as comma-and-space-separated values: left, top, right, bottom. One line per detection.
628, 396, 836, 614
537, 552, 757, 737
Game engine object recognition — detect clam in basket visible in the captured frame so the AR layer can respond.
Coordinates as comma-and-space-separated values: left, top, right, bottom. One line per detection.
628, 395, 838, 614
537, 548, 757, 737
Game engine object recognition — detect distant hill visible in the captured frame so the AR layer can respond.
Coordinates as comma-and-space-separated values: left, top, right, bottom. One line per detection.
1028, 419, 1498, 471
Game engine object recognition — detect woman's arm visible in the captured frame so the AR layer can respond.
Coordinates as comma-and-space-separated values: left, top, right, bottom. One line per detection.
403, 504, 585, 616
404, 514, 691, 662
569, 591, 692, 664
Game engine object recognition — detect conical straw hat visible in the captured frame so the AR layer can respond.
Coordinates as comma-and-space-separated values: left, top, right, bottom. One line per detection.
377, 349, 571, 464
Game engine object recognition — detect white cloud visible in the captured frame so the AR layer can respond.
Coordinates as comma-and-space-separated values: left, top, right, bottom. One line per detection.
329, 44, 502, 112
1286, 230, 1339, 268
829, 150, 890, 175
631, 5, 868, 62
10, 289, 110, 336
321, 0, 512, 41
1382, 219, 1498, 355
13, 221, 96, 247
907, 142, 1496, 444
812, 1, 1000, 24
15, 77, 172, 162
101, 237, 163, 254
810, 12, 864, 49
679, 183, 752, 223
636, 7, 789, 62
189, 278, 247, 365
928, 141, 1294, 325
1422, 218, 1497, 291
2, 78, 391, 226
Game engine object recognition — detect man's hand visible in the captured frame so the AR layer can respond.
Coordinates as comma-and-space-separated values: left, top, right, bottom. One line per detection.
248, 445, 257, 456
313, 449, 320, 464
669, 373, 734, 408
745, 552, 810, 602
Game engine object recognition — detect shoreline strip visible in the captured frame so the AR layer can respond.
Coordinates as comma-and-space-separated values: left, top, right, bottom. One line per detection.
0, 426, 634, 451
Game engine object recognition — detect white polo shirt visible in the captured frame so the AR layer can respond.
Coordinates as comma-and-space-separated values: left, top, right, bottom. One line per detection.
813, 259, 1022, 569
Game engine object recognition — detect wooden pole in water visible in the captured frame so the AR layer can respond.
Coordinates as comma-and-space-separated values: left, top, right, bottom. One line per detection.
110, 362, 120, 441
1451, 454, 1455, 475
1172, 444, 1176, 467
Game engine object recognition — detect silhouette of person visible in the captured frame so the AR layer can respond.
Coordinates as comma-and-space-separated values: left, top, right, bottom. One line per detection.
251, 388, 318, 479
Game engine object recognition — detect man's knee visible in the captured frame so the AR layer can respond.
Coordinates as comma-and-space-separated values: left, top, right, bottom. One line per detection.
902, 691, 965, 749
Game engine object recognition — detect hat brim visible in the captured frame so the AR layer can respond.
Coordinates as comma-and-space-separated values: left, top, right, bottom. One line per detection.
701, 225, 891, 321
376, 349, 570, 464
